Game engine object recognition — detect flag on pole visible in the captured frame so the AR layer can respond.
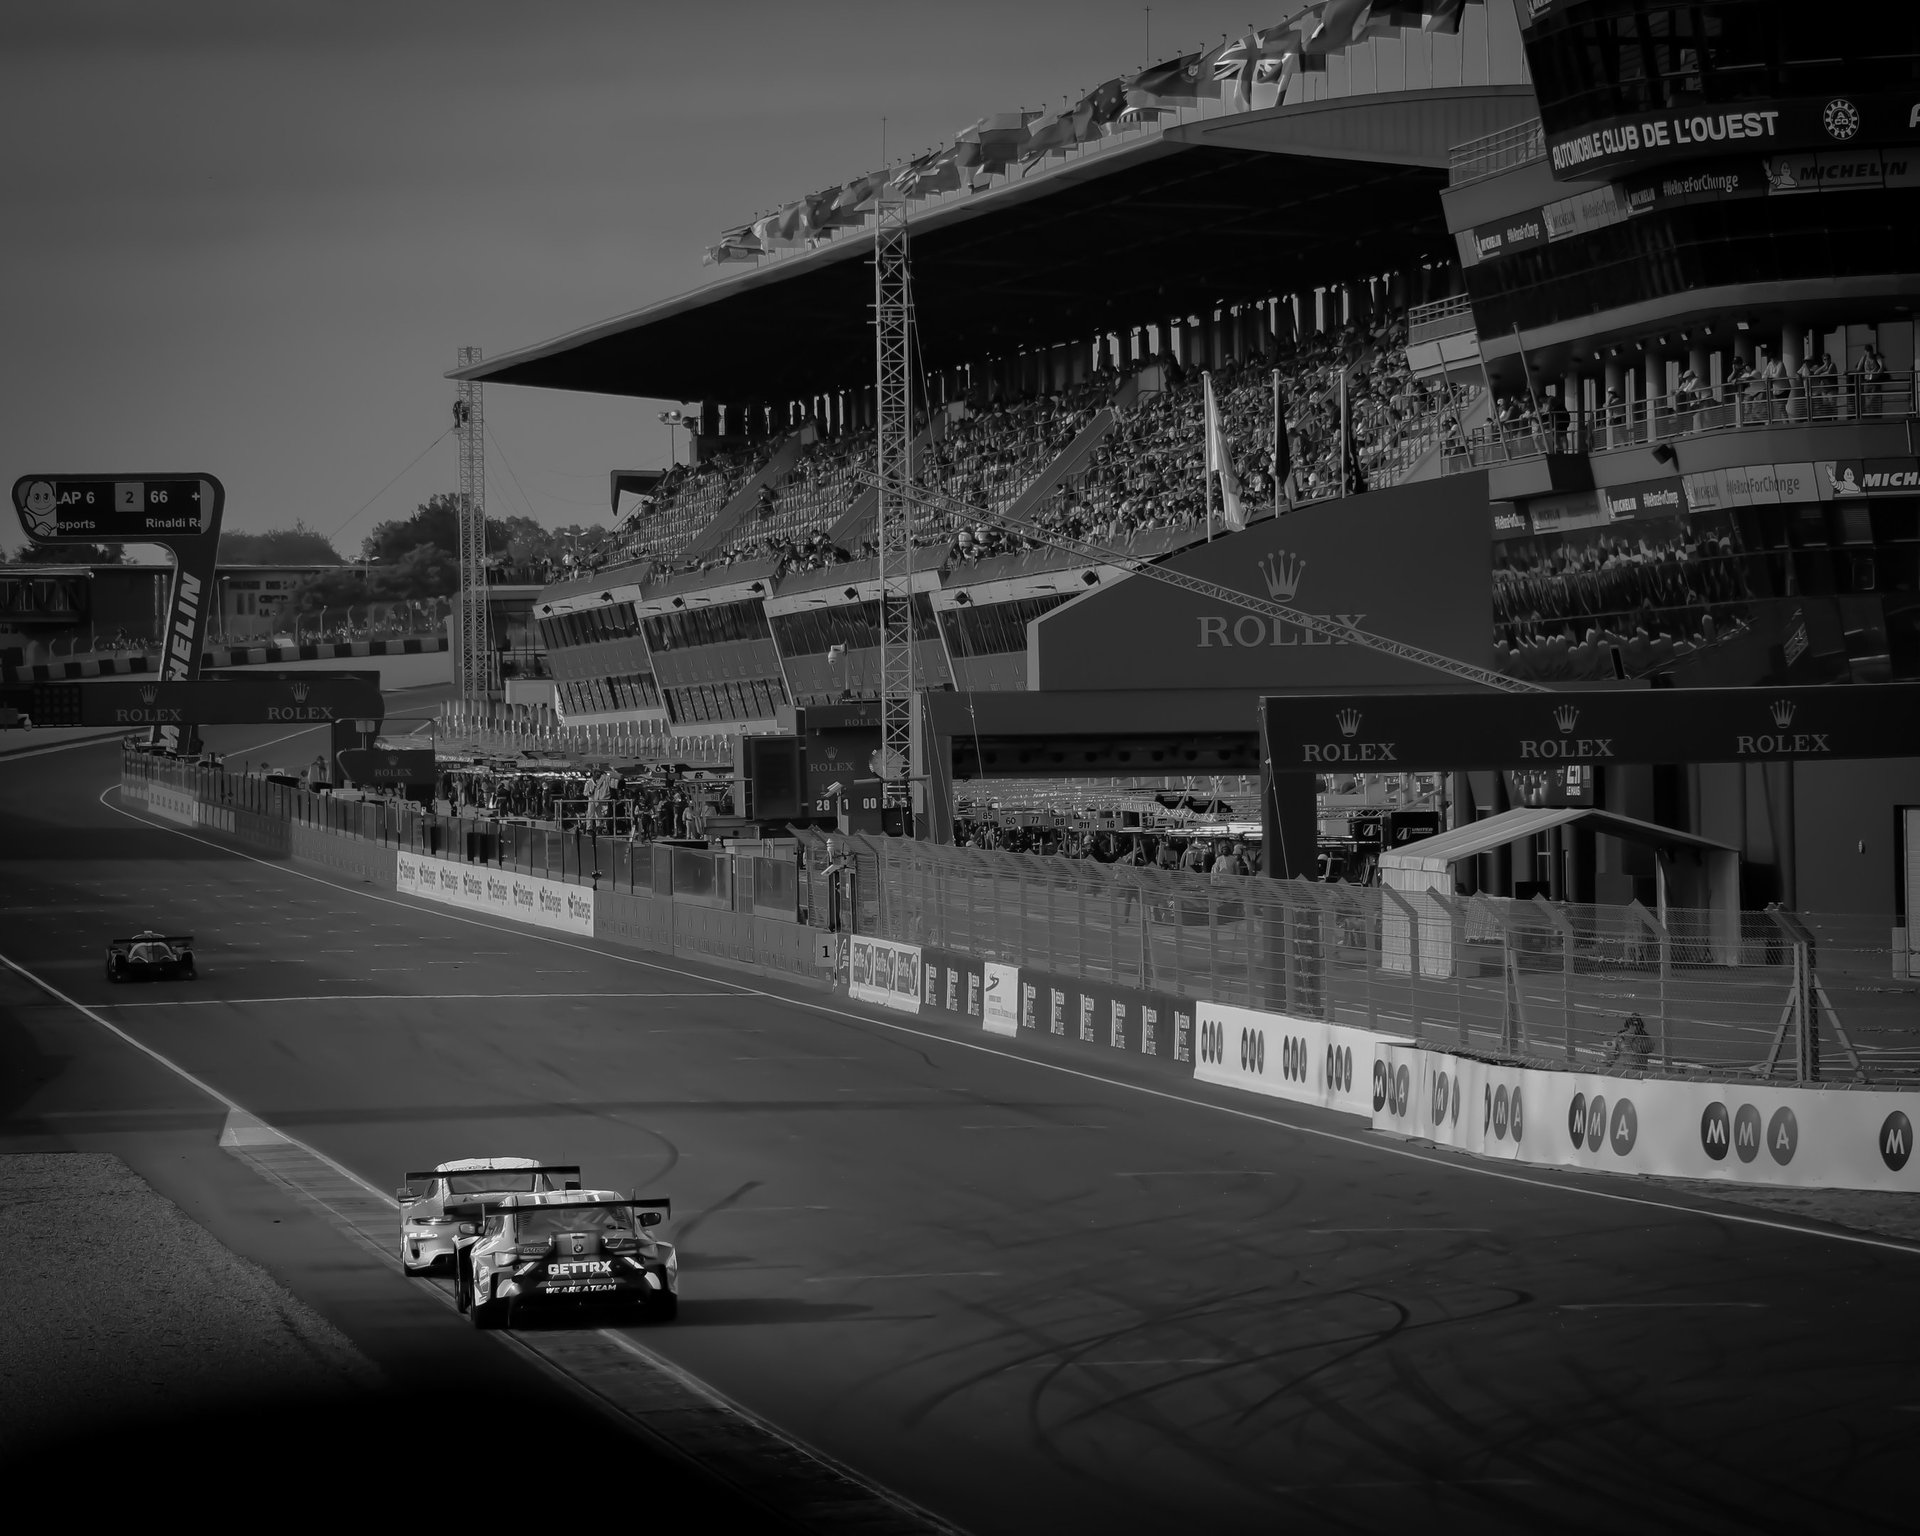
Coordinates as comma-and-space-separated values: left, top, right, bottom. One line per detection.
1339, 370, 1369, 496
1272, 369, 1293, 513
1204, 372, 1246, 532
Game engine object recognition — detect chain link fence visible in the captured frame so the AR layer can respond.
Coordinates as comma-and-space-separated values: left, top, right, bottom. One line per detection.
818, 832, 1915, 1086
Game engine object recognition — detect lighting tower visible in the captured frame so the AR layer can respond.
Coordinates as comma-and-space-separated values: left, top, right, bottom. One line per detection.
872, 197, 913, 814
455, 344, 494, 698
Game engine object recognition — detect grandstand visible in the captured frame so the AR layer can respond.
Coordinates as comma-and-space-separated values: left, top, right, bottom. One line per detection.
459, 0, 1920, 914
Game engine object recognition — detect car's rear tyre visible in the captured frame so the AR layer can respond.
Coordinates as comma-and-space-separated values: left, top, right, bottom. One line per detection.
469, 1277, 506, 1330
180, 956, 196, 979
651, 1290, 678, 1322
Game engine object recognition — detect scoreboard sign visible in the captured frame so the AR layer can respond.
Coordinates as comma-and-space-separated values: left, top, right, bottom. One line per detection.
12, 477, 218, 541
11, 472, 226, 754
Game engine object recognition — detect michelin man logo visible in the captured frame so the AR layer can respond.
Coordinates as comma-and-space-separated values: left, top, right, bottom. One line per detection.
18, 481, 58, 539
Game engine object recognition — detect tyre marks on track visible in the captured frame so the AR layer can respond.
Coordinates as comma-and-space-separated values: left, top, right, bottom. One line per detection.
216, 1108, 960, 1536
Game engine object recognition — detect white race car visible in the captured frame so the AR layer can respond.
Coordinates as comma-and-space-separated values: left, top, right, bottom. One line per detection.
451, 1188, 677, 1329
395, 1158, 581, 1277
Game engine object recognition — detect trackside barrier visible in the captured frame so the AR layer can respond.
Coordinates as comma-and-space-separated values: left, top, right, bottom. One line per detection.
395, 850, 594, 936
117, 751, 829, 988
825, 831, 1909, 1087
1196, 1000, 1408, 1119
1371, 1042, 1920, 1195
851, 929, 1920, 1192
119, 753, 1920, 1191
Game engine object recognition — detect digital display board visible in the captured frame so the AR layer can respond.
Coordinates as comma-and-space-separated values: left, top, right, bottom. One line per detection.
11, 476, 219, 542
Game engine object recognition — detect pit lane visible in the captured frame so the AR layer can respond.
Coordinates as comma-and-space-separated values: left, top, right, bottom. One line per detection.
3, 717, 1919, 1533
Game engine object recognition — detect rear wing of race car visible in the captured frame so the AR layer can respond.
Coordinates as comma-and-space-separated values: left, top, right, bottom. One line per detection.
444, 1197, 672, 1223
108, 935, 194, 949
397, 1165, 583, 1200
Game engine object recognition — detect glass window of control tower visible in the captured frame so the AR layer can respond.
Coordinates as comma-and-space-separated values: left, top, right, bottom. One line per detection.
1527, 2, 1920, 136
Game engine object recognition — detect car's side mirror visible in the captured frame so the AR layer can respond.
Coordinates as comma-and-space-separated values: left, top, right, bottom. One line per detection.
637, 1211, 662, 1228
396, 1188, 417, 1203
456, 1223, 479, 1237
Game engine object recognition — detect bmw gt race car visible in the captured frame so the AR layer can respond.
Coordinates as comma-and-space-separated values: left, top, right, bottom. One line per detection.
452, 1190, 677, 1329
106, 932, 196, 983
395, 1159, 581, 1278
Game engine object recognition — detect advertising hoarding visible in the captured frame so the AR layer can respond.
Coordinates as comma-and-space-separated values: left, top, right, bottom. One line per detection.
395, 851, 594, 937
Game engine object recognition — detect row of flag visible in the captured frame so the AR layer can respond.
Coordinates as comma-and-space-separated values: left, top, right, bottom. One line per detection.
1201, 364, 1367, 534
704, 0, 1478, 265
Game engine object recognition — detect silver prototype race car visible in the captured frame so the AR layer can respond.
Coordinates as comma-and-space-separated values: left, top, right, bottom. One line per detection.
452, 1189, 677, 1329
395, 1158, 581, 1278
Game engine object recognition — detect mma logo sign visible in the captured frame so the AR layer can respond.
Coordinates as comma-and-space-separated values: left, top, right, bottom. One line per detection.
1567, 1092, 1637, 1156
1881, 1111, 1913, 1173
1484, 1081, 1525, 1144
1326, 1043, 1355, 1098
1371, 1056, 1412, 1120
1699, 1101, 1795, 1166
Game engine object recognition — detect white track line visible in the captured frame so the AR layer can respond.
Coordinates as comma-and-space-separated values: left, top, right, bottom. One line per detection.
92, 785, 1920, 1260
0, 933, 959, 1536
0, 949, 394, 1211
94, 991, 729, 1007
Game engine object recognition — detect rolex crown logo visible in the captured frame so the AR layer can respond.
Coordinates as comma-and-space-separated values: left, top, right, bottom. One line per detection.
1258, 550, 1305, 602
290, 683, 310, 703
1336, 708, 1362, 739
138, 685, 158, 705
1770, 698, 1796, 728
1553, 704, 1580, 734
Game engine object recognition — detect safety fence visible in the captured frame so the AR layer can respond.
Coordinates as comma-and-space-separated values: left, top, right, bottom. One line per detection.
816, 832, 1914, 1087
121, 748, 1916, 1086
123, 748, 803, 924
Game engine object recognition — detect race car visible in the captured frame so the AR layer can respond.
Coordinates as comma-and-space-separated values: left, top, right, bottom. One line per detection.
452, 1189, 677, 1329
395, 1159, 581, 1278
105, 932, 196, 983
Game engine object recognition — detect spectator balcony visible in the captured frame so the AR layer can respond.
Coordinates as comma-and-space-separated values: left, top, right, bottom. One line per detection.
1444, 373, 1919, 476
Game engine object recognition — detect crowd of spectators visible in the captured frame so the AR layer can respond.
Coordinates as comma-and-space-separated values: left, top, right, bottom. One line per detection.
435, 763, 731, 837
609, 440, 775, 568
1471, 343, 1902, 465
943, 311, 1420, 563
953, 817, 1263, 874
1493, 524, 1758, 681
687, 428, 876, 574
595, 306, 1439, 586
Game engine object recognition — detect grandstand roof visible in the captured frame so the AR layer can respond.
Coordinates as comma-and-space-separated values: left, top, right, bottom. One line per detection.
454, 87, 1534, 404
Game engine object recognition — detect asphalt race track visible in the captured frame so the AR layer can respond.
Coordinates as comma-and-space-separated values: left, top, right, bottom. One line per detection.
4, 719, 1919, 1533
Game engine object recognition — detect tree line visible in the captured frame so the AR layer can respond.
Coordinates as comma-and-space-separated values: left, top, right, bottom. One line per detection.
8, 495, 614, 615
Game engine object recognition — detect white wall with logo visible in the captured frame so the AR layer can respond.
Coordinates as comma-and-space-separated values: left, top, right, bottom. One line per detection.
1195, 1001, 1402, 1118
395, 850, 594, 937
849, 935, 922, 1013
1371, 1042, 1920, 1193
982, 961, 1018, 1036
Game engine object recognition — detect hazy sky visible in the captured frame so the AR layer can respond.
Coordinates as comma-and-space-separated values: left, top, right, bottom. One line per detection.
2, 0, 1292, 555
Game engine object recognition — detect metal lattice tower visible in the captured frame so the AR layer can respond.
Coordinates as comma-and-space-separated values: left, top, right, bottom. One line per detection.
455, 345, 494, 699
873, 198, 914, 809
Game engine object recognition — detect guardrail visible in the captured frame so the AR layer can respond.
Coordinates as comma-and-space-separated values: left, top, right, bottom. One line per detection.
1443, 373, 1919, 473
822, 832, 1914, 1086
1448, 117, 1544, 185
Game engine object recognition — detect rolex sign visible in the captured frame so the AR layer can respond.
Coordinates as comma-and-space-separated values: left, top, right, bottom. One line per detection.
1028, 473, 1492, 692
